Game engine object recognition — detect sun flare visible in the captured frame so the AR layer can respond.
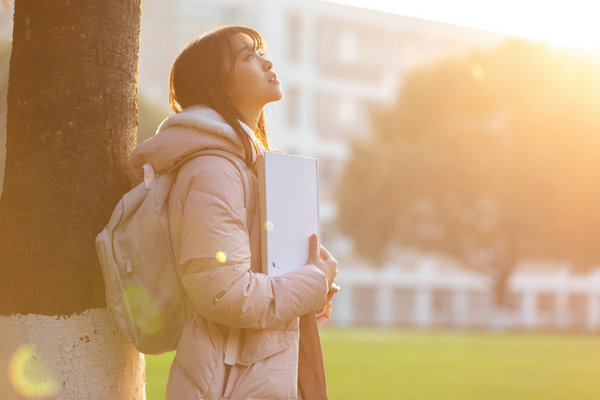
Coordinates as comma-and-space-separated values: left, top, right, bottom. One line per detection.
328, 0, 600, 53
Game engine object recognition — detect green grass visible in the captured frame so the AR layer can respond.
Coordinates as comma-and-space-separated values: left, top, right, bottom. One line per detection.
145, 328, 600, 400
145, 351, 175, 400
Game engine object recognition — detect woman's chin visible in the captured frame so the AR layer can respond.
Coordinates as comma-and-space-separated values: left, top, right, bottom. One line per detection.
266, 90, 284, 104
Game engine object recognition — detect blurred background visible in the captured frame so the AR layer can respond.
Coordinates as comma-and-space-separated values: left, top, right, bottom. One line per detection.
2, 0, 600, 398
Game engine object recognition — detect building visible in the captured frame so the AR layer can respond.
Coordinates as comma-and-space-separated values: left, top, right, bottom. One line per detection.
138, 0, 509, 233
333, 257, 600, 332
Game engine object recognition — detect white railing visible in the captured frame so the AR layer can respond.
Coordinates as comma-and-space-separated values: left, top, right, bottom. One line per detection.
330, 257, 600, 331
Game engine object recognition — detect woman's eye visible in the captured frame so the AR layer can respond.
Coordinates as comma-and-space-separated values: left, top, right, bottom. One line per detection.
246, 50, 265, 60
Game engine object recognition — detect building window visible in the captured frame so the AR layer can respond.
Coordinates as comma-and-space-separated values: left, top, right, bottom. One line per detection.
314, 92, 338, 137
537, 292, 556, 327
567, 293, 587, 329
507, 292, 522, 313
337, 97, 357, 127
287, 14, 301, 62
319, 158, 344, 200
469, 292, 492, 326
339, 30, 358, 64
314, 92, 369, 139
393, 288, 415, 325
432, 289, 453, 326
285, 85, 299, 126
319, 159, 338, 187
315, 19, 384, 82
352, 286, 377, 325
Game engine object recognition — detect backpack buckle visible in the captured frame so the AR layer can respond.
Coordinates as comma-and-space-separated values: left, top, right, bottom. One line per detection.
143, 163, 155, 189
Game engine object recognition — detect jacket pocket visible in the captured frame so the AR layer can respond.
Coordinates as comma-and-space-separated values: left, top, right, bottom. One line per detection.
237, 326, 298, 366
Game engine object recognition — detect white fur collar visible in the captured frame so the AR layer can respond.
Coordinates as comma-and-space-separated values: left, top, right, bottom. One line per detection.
156, 105, 244, 147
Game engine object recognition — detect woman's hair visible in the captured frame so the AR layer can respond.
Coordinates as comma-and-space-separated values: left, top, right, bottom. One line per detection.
169, 26, 271, 166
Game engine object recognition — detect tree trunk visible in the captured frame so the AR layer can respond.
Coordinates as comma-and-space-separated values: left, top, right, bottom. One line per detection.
0, 310, 145, 399
0, 0, 144, 398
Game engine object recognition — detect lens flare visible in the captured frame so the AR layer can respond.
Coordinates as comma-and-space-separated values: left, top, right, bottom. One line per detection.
216, 251, 227, 263
264, 221, 274, 231
123, 283, 163, 335
470, 64, 485, 81
8, 343, 59, 398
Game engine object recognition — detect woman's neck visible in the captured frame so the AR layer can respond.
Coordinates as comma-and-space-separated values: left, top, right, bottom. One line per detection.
238, 107, 261, 131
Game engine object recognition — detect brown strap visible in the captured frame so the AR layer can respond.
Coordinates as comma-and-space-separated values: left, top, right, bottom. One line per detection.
298, 312, 328, 400
168, 149, 254, 224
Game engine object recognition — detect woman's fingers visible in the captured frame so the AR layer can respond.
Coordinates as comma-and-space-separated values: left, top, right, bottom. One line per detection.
329, 282, 340, 294
308, 233, 319, 263
319, 245, 334, 261
319, 246, 337, 279
308, 235, 339, 287
326, 285, 339, 302
316, 301, 332, 328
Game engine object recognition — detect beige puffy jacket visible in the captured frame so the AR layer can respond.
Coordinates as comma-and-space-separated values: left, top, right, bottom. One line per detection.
130, 106, 330, 400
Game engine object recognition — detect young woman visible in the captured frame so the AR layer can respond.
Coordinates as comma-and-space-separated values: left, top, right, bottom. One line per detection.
130, 26, 338, 400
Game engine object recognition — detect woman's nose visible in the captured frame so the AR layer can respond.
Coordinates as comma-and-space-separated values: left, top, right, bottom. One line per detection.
263, 59, 273, 70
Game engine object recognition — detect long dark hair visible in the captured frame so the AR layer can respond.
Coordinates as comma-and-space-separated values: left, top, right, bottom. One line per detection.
169, 26, 271, 166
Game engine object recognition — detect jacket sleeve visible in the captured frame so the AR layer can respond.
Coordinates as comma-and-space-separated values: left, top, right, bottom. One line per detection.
174, 156, 329, 329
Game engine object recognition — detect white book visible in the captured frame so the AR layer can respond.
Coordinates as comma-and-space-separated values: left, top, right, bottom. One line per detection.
256, 151, 320, 276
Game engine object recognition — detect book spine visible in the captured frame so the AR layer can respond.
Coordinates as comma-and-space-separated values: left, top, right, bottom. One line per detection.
256, 153, 269, 275
315, 157, 321, 241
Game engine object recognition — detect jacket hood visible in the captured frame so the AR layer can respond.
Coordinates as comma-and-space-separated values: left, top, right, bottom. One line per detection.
130, 105, 256, 179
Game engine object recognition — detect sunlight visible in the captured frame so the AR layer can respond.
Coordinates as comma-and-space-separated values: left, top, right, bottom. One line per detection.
327, 0, 600, 53
8, 344, 59, 398
470, 64, 485, 81
123, 283, 163, 335
216, 251, 227, 264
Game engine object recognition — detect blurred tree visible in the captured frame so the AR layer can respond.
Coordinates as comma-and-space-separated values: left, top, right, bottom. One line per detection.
0, 0, 144, 397
138, 95, 168, 144
337, 40, 600, 310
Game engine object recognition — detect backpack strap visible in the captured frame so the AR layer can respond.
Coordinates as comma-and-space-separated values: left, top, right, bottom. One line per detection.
168, 149, 254, 219
168, 149, 253, 367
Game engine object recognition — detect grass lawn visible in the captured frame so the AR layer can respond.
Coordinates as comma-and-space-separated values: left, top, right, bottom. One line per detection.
145, 328, 600, 399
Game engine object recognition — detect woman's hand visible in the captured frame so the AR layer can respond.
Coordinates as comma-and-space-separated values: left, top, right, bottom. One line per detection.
307, 233, 338, 288
315, 282, 340, 327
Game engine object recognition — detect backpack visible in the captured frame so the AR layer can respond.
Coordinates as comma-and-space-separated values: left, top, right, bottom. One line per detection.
96, 148, 252, 354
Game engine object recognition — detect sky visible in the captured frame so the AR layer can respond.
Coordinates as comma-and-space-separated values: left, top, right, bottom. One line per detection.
327, 0, 600, 53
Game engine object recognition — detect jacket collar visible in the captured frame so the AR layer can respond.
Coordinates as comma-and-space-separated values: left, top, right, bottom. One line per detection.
129, 105, 259, 181
156, 105, 244, 146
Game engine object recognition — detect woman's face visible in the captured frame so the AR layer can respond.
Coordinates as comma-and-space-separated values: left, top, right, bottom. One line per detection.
225, 35, 283, 113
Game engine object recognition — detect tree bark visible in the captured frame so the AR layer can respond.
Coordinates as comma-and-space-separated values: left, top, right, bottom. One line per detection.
0, 0, 141, 316
0, 1, 145, 398
0, 309, 146, 399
